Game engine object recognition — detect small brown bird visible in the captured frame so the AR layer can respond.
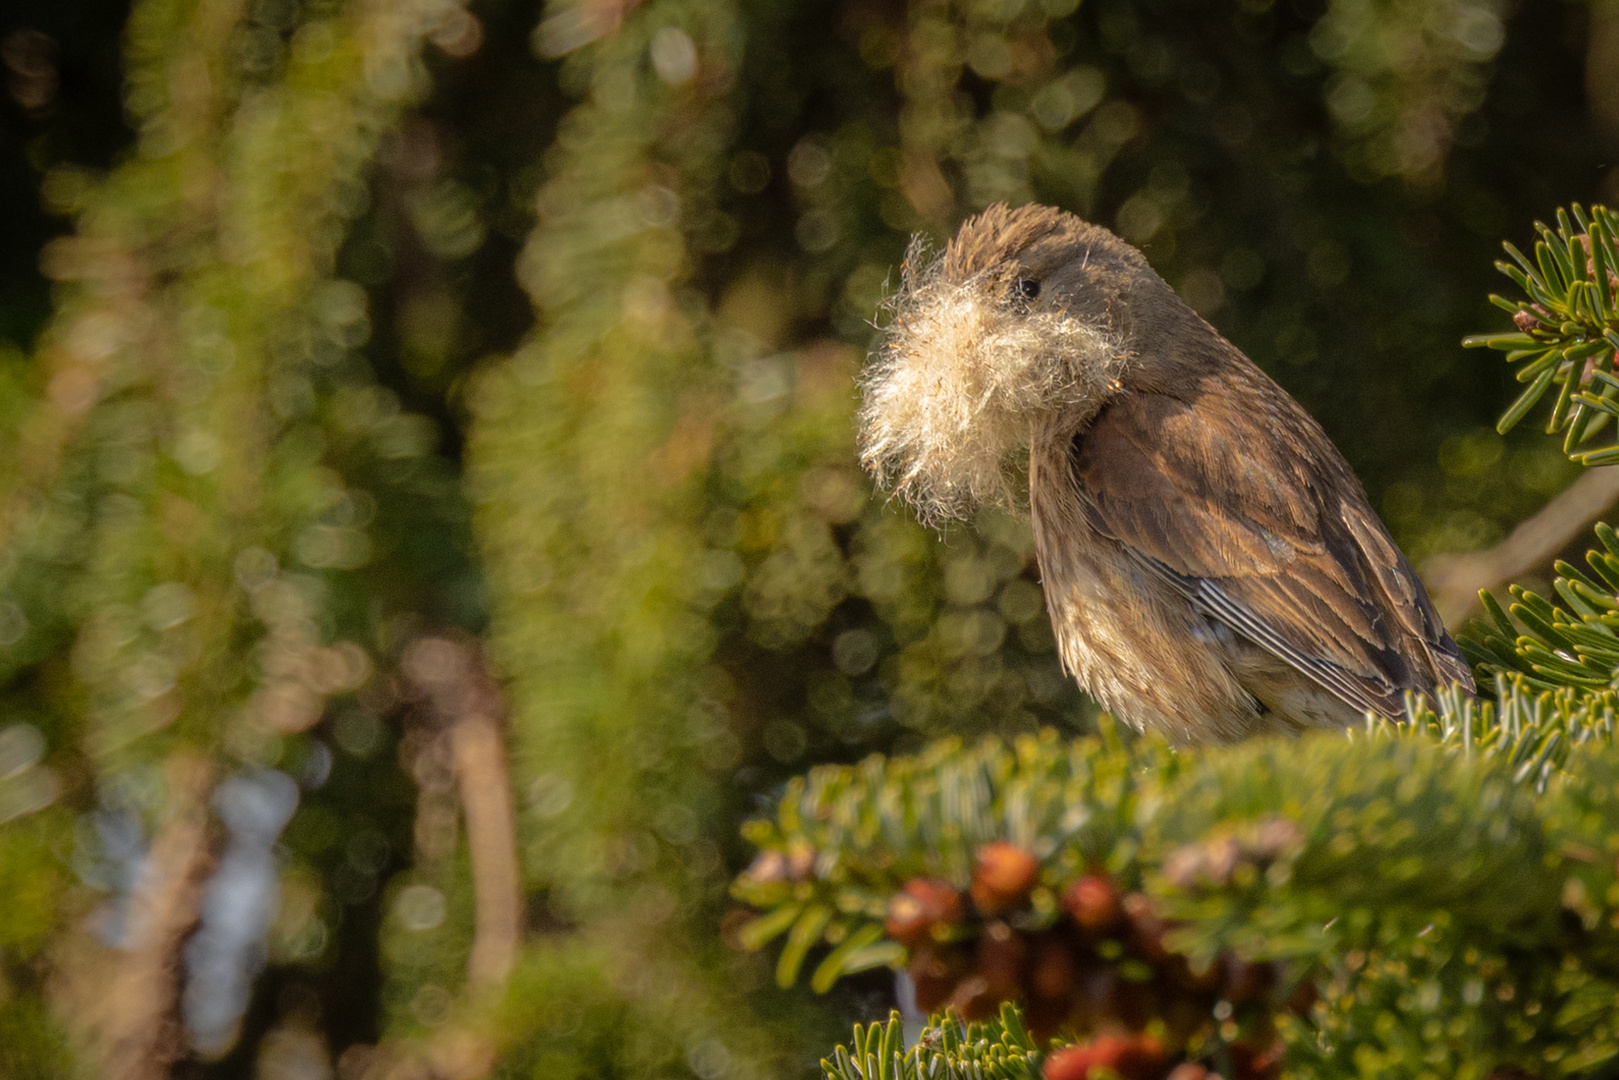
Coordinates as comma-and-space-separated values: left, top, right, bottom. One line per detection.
859, 204, 1473, 742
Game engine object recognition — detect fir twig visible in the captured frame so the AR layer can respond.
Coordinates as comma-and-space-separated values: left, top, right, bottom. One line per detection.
1465, 204, 1619, 465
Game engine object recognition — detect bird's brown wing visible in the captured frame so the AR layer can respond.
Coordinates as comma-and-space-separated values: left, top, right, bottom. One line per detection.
1070, 381, 1472, 720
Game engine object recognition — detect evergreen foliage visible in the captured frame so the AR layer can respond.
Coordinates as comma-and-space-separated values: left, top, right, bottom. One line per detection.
0, 0, 1613, 1075
741, 722, 1619, 1077
822, 1007, 1043, 1080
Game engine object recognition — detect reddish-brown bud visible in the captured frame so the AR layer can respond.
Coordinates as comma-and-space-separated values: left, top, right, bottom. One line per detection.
1042, 1035, 1167, 1080
1064, 874, 1123, 931
971, 842, 1041, 914
885, 878, 965, 947
1043, 1044, 1098, 1080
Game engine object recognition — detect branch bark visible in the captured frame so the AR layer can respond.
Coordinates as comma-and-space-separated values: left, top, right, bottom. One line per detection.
402, 636, 523, 995
61, 753, 218, 1080
1424, 466, 1619, 625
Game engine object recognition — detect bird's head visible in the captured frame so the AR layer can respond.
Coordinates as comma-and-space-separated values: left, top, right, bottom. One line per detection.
859, 203, 1155, 525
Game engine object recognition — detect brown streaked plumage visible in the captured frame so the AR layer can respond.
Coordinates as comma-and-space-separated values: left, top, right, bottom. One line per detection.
859, 203, 1473, 742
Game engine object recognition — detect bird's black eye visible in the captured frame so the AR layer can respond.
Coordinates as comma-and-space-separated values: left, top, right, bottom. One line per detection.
1015, 278, 1040, 301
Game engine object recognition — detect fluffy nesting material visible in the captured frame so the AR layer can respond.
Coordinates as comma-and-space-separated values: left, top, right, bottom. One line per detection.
858, 240, 1125, 525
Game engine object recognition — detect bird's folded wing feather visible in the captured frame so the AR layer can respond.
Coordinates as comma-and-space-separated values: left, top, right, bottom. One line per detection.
1070, 383, 1472, 719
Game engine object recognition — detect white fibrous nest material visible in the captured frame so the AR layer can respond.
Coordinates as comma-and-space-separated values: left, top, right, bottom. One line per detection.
858, 241, 1125, 525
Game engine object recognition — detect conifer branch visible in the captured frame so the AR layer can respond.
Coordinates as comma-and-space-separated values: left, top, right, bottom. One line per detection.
745, 723, 1619, 1077
1464, 204, 1619, 466
821, 1007, 1043, 1080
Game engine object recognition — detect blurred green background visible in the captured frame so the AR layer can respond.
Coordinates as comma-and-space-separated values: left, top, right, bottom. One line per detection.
0, 0, 1611, 1076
